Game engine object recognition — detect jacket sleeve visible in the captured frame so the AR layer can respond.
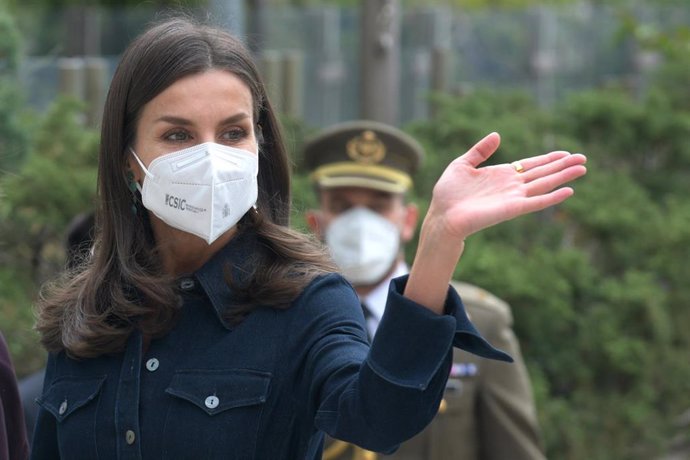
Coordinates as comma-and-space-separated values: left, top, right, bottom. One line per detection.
299, 274, 510, 454
474, 304, 546, 460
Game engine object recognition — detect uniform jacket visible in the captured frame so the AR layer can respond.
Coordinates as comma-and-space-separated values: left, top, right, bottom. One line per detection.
324, 278, 545, 460
30, 230, 510, 460
0, 332, 30, 460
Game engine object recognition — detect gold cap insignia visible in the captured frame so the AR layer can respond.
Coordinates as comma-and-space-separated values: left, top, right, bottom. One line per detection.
346, 130, 386, 164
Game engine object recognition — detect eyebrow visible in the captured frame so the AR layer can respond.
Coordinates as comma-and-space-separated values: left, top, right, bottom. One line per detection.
153, 113, 252, 126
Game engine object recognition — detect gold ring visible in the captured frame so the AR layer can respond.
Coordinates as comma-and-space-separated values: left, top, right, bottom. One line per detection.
511, 161, 525, 173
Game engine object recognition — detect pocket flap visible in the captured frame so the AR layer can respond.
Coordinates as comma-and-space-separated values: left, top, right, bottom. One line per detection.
165, 369, 271, 416
37, 376, 106, 422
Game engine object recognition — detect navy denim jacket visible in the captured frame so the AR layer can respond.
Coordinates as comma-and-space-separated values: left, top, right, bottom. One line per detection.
31, 231, 510, 459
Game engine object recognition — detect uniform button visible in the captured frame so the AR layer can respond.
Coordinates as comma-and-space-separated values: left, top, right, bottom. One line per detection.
125, 430, 136, 445
205, 395, 219, 409
438, 398, 448, 414
179, 278, 195, 290
145, 358, 159, 372
58, 400, 68, 415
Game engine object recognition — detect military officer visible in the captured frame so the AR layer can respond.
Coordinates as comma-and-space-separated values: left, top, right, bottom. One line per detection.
303, 120, 547, 460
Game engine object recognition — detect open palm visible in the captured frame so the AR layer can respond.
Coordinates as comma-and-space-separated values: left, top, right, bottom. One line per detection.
428, 132, 588, 240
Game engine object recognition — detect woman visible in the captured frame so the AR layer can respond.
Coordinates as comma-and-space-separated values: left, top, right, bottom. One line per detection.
31, 17, 586, 459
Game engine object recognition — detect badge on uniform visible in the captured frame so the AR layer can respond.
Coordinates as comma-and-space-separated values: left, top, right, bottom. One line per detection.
446, 362, 479, 393
450, 362, 478, 378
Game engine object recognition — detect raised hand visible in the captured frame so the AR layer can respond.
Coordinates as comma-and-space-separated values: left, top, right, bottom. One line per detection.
427, 132, 587, 240
404, 132, 587, 313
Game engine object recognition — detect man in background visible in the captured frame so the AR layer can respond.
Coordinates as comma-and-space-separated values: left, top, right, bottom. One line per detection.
304, 120, 546, 460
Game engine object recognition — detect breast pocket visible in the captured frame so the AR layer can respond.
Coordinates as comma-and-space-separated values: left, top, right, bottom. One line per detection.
162, 368, 271, 459
37, 376, 106, 457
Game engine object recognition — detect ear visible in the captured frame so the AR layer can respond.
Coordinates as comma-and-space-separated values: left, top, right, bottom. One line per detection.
400, 202, 419, 243
305, 210, 324, 239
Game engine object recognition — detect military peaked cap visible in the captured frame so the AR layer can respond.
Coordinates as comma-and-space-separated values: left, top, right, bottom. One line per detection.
303, 120, 424, 193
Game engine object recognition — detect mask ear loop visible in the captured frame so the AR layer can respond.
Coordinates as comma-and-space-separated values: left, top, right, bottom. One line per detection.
251, 128, 262, 214
127, 148, 150, 214
128, 148, 153, 193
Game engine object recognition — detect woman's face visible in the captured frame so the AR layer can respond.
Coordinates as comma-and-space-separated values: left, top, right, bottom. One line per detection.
128, 69, 257, 181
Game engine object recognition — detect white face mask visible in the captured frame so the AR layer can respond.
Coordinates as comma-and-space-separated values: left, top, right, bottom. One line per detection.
325, 206, 401, 285
130, 142, 258, 244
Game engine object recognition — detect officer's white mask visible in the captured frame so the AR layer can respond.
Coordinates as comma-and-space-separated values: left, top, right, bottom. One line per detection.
129, 142, 258, 245
325, 206, 401, 285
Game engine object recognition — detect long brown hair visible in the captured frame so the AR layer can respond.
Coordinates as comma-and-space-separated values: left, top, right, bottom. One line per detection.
36, 17, 335, 359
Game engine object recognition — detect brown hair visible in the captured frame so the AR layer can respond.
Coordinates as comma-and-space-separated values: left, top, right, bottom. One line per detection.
36, 17, 335, 359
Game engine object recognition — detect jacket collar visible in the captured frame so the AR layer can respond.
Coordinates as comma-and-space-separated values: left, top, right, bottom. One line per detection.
194, 228, 258, 330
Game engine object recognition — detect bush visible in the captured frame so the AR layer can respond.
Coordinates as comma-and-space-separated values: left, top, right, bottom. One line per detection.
0, 96, 98, 377
387, 64, 690, 458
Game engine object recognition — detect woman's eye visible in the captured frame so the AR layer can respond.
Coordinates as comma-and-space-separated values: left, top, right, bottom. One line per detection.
220, 128, 247, 142
165, 130, 190, 142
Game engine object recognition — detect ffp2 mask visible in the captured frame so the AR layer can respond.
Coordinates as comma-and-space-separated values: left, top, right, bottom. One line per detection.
130, 142, 258, 244
325, 206, 401, 285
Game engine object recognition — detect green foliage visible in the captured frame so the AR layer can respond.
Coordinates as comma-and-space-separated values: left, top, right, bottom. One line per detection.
392, 52, 690, 458
281, 113, 321, 231
0, 7, 28, 175
7, 0, 206, 7
0, 6, 20, 75
290, 0, 578, 8
0, 96, 98, 376
0, 81, 29, 174
557, 86, 690, 198
1, 96, 98, 275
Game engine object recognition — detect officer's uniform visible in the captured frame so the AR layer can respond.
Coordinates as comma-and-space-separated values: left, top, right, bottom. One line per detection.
305, 120, 546, 460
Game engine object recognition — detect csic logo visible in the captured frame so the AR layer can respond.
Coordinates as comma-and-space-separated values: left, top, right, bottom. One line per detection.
165, 194, 186, 211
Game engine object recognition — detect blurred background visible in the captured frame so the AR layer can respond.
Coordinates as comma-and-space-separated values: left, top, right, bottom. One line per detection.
1, 0, 689, 458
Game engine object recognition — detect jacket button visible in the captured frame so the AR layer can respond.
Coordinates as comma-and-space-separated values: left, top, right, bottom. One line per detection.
125, 430, 136, 445
145, 358, 159, 372
179, 278, 195, 290
205, 395, 220, 409
58, 400, 68, 415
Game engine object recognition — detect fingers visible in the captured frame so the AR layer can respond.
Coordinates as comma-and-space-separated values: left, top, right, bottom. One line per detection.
526, 165, 587, 197
520, 187, 576, 214
510, 152, 587, 202
460, 132, 501, 168
511, 151, 579, 175
521, 153, 587, 182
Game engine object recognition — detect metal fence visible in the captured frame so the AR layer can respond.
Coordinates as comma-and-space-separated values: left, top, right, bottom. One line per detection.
12, 2, 689, 128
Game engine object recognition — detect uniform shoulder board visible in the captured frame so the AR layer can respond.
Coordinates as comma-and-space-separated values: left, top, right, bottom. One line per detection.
450, 280, 511, 319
